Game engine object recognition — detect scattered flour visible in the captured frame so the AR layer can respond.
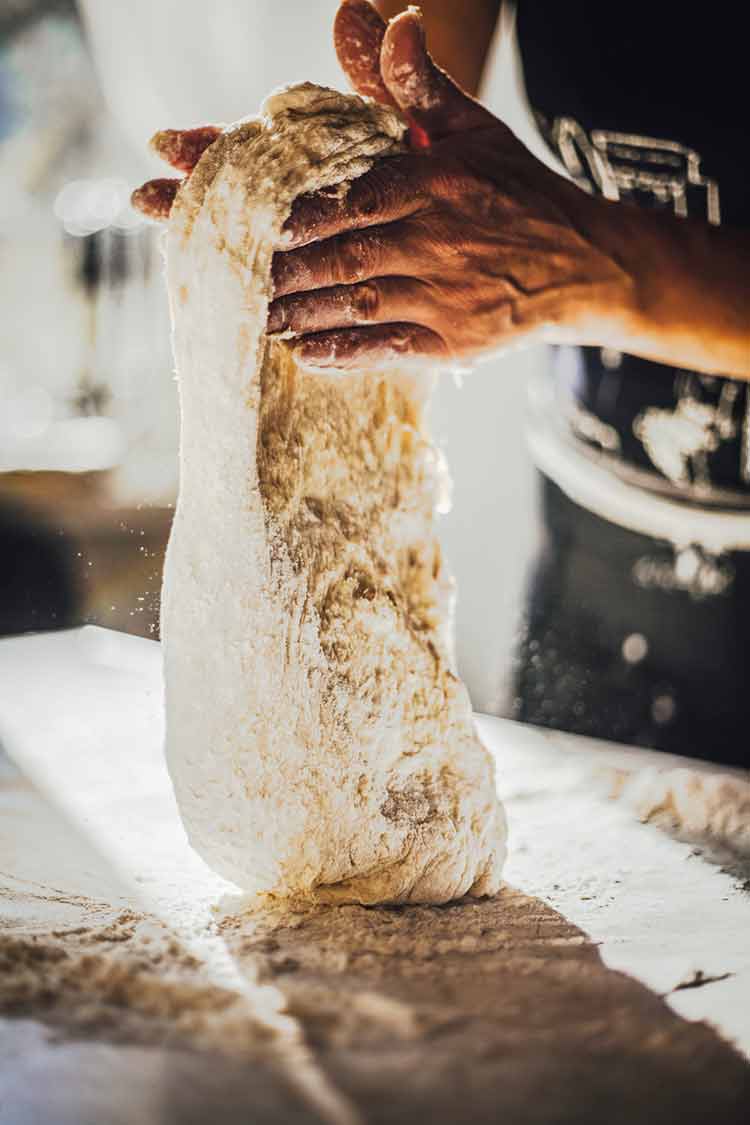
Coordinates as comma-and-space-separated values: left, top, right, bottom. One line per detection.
608, 764, 750, 865
1, 634, 749, 1119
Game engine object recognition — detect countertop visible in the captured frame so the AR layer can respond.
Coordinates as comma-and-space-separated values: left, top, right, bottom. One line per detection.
1, 627, 748, 1124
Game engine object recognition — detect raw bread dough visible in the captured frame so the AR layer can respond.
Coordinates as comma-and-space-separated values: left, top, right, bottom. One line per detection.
162, 84, 506, 904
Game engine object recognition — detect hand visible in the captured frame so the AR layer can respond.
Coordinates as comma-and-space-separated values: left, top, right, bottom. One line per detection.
266, 0, 635, 370
132, 1, 750, 380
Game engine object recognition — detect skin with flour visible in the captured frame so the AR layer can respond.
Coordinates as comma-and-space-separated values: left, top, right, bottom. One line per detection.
135, 0, 750, 382
159, 85, 506, 904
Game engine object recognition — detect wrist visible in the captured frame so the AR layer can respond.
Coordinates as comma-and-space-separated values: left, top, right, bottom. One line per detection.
557, 187, 645, 347
585, 195, 684, 342
560, 187, 750, 377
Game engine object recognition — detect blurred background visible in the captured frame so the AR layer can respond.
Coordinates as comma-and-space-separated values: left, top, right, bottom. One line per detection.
5, 0, 748, 764
0, 0, 540, 712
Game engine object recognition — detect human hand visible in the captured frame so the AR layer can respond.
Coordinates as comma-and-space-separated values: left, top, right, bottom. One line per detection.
266, 0, 635, 370
131, 1, 634, 371
132, 1, 750, 381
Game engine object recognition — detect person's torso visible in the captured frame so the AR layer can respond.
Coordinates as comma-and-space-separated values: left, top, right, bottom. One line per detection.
514, 0, 750, 504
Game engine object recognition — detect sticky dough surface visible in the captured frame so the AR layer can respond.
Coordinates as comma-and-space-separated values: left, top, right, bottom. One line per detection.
163, 84, 506, 903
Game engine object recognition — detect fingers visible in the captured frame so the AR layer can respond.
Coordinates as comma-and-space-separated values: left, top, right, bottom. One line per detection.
131, 178, 180, 219
281, 157, 427, 249
294, 323, 447, 370
334, 0, 396, 107
268, 276, 435, 335
380, 8, 495, 142
272, 223, 415, 299
132, 124, 221, 219
150, 126, 221, 172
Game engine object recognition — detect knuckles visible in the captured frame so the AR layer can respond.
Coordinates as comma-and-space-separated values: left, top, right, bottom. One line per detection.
336, 229, 383, 283
351, 280, 381, 321
351, 170, 390, 221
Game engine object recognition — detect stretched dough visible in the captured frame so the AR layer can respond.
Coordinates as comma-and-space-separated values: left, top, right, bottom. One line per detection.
163, 84, 506, 904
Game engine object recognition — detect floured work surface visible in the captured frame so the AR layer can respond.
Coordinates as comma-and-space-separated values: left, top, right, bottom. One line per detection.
1, 629, 749, 1125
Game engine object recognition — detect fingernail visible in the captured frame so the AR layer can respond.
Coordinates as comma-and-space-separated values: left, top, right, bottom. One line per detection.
381, 8, 430, 95
294, 341, 333, 369
131, 178, 180, 220
397, 6, 426, 44
266, 305, 284, 334
150, 126, 221, 172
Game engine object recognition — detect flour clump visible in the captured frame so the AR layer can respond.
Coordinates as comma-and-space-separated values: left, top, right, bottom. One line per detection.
162, 83, 506, 904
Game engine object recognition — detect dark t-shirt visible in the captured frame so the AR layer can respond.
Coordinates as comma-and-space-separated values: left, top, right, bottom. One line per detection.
515, 1, 750, 503
509, 4, 749, 760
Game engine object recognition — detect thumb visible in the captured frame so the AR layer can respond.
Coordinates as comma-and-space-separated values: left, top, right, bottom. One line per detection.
334, 0, 397, 109
380, 7, 495, 144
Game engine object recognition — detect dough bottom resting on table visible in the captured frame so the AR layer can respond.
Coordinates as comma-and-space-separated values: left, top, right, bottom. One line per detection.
162, 83, 506, 904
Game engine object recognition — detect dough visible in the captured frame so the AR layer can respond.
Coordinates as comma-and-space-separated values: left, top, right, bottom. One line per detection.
162, 84, 506, 904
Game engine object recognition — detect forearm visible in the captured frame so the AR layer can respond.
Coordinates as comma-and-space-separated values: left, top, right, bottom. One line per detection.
571, 193, 750, 380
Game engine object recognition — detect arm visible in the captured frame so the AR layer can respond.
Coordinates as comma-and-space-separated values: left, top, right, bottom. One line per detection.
577, 198, 750, 379
270, 1, 750, 379
132, 1, 749, 381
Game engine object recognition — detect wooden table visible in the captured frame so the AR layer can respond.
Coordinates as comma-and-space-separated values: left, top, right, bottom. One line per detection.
1, 628, 748, 1124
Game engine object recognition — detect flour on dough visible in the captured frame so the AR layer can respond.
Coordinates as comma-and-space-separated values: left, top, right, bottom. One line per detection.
162, 84, 506, 904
